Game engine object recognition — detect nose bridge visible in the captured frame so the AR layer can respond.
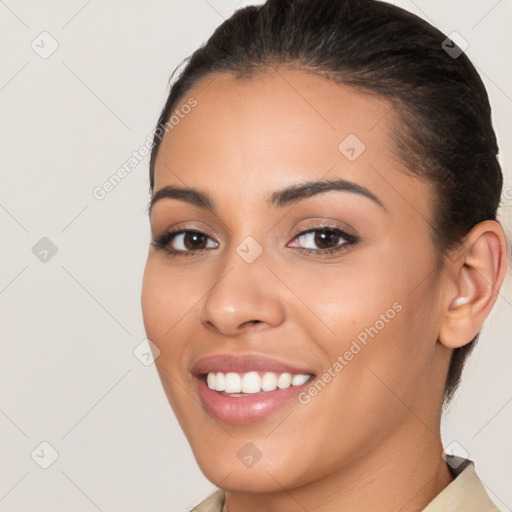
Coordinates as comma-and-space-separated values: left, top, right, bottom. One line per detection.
199, 239, 285, 335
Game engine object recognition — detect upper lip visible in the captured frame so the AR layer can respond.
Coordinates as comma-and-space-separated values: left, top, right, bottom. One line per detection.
191, 354, 315, 376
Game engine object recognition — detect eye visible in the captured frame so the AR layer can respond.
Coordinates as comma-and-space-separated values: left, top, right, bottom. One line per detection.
153, 226, 356, 256
153, 229, 219, 255
289, 227, 357, 254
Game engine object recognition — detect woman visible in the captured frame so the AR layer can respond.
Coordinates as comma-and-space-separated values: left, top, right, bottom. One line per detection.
141, 0, 509, 510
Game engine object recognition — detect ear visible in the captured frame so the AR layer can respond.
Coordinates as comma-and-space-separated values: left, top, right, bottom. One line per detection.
438, 220, 509, 349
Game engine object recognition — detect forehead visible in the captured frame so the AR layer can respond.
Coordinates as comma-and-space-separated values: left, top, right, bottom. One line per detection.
156, 69, 394, 171
153, 68, 430, 216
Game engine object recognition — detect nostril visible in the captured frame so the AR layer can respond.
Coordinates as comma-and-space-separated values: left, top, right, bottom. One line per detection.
244, 320, 262, 327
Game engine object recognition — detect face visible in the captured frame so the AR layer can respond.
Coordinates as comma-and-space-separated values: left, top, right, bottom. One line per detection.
141, 69, 451, 492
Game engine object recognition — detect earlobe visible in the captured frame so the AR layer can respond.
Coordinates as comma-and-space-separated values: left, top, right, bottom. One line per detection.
439, 220, 509, 349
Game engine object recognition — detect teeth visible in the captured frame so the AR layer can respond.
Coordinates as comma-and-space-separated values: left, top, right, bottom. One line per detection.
241, 371, 261, 393
277, 373, 292, 389
292, 374, 310, 386
205, 371, 312, 394
225, 372, 241, 393
214, 372, 225, 392
261, 372, 277, 392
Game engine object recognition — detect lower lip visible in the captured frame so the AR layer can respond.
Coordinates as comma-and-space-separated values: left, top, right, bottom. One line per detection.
195, 375, 314, 425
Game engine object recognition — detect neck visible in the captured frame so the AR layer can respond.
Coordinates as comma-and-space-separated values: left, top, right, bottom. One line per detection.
223, 420, 454, 512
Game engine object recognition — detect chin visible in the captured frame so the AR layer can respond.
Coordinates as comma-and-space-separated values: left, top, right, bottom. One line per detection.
196, 449, 316, 494
202, 468, 286, 494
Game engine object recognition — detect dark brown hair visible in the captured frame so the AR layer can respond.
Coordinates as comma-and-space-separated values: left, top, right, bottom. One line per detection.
148, 0, 503, 404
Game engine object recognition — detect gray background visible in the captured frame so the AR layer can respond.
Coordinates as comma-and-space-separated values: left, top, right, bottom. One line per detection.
1, 1, 511, 510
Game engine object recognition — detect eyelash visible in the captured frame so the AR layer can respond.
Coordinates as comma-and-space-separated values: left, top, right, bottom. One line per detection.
153, 225, 358, 258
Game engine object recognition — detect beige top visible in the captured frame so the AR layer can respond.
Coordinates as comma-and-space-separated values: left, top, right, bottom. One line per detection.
190, 457, 499, 512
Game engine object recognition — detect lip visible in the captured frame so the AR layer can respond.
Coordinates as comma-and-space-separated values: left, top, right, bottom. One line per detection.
195, 375, 314, 425
191, 353, 315, 376
191, 354, 316, 425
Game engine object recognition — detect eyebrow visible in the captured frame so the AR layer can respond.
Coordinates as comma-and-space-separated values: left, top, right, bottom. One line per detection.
149, 178, 385, 214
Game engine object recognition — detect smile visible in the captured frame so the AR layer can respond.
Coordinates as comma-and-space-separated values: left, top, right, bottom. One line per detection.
205, 371, 312, 394
192, 354, 317, 424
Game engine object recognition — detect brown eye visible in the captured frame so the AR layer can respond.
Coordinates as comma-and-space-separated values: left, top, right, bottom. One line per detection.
296, 229, 349, 251
313, 230, 343, 249
180, 232, 209, 250
155, 230, 219, 253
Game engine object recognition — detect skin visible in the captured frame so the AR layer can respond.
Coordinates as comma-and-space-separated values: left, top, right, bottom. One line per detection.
141, 68, 508, 512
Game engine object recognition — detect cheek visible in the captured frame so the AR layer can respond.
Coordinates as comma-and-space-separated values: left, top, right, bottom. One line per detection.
141, 260, 165, 341
296, 249, 437, 384
141, 257, 193, 343
142, 259, 200, 424
290, 261, 402, 348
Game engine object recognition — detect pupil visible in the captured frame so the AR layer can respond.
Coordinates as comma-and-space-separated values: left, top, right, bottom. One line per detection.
314, 230, 339, 249
185, 232, 206, 250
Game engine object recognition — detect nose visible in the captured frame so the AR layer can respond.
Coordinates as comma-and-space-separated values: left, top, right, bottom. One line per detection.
198, 251, 286, 336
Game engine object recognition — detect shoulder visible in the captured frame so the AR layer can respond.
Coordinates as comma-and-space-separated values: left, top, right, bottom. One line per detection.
189, 489, 225, 512
422, 457, 500, 511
